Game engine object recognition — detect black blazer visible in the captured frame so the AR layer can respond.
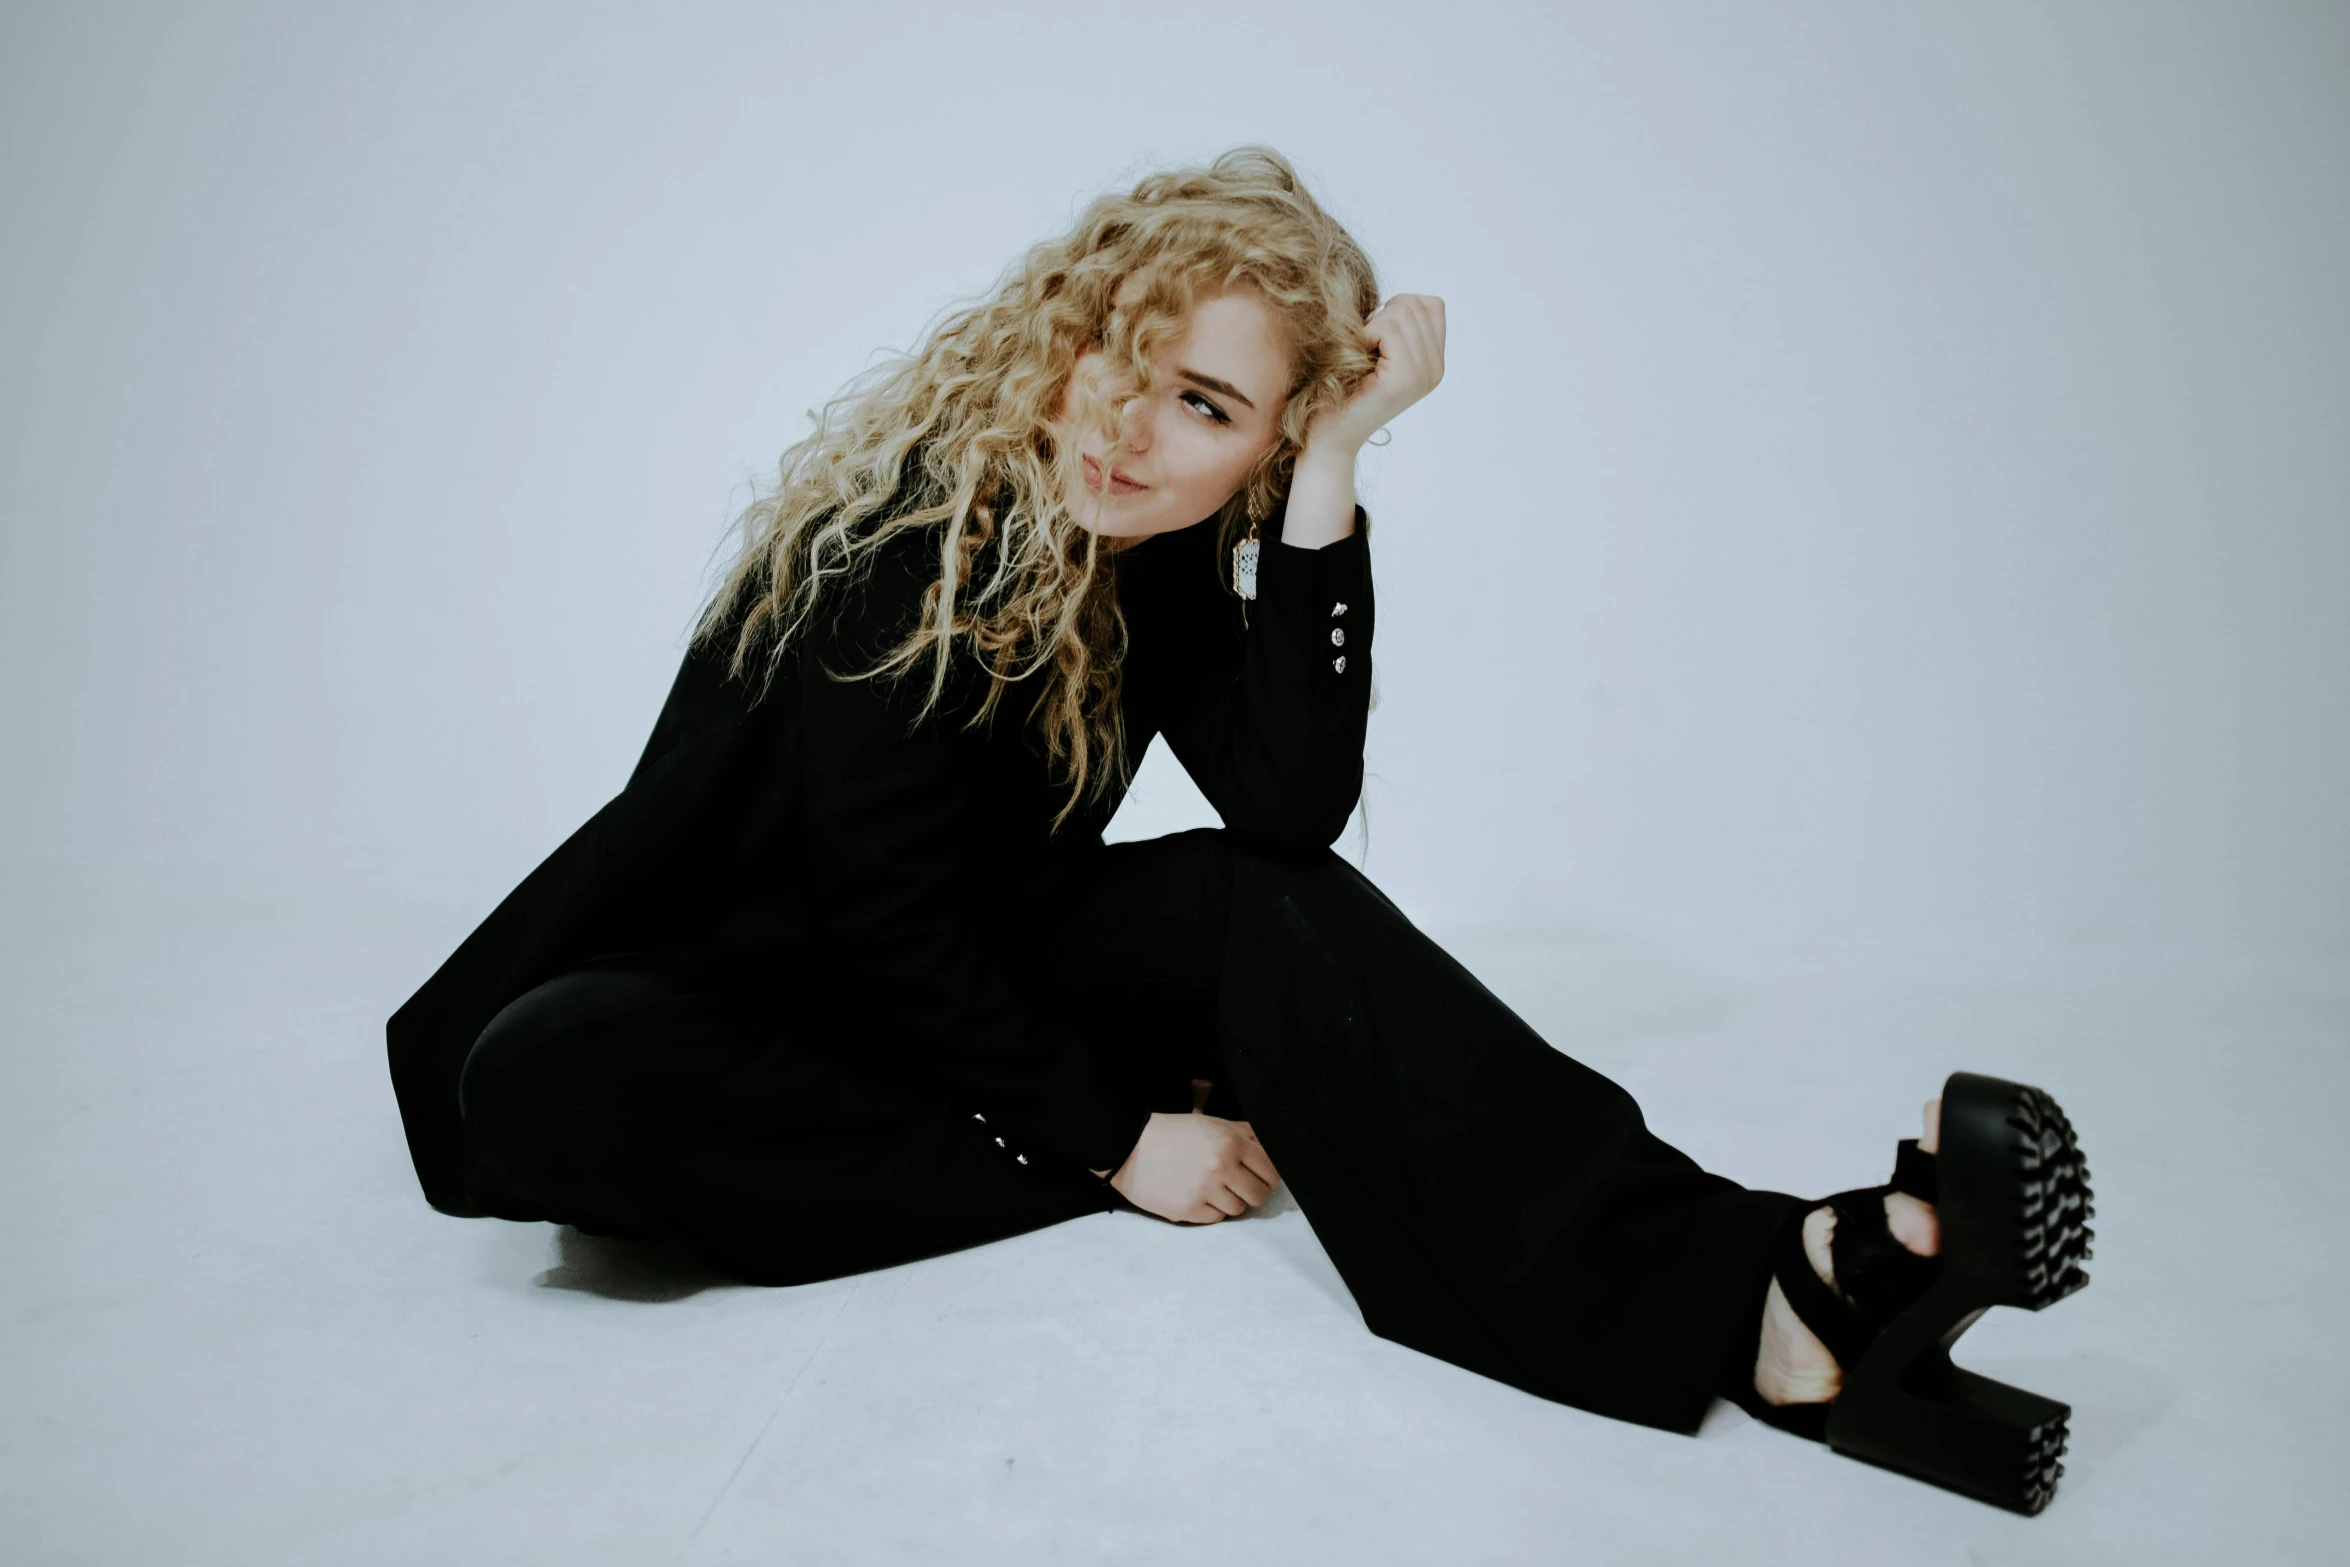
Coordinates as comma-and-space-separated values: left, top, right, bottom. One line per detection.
387, 498, 1375, 1216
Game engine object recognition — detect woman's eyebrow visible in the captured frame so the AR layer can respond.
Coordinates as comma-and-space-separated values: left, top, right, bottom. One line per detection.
1176, 368, 1256, 410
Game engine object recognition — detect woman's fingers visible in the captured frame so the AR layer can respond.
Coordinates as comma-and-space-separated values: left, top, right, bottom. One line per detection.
1222, 1163, 1275, 1208
1365, 296, 1444, 402
1378, 293, 1443, 344
1308, 292, 1446, 453
1229, 1122, 1281, 1189
1235, 1141, 1280, 1191
1134, 1114, 1284, 1222
1367, 308, 1419, 373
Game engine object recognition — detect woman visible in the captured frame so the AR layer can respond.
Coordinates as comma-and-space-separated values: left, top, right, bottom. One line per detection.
387, 148, 2093, 1514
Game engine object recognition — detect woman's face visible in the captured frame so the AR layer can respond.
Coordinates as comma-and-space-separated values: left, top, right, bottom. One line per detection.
1053, 283, 1292, 546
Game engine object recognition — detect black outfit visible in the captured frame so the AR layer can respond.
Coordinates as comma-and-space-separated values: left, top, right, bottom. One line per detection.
389, 496, 1803, 1436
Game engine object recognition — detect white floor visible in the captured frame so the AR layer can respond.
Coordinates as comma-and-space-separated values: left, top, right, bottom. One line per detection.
5, 857, 2342, 1566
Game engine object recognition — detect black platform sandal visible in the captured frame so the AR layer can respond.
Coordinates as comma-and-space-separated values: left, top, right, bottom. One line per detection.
1735, 1071, 2094, 1515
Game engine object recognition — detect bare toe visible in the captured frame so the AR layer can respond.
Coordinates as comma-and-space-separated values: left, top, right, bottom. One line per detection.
1886, 1190, 1940, 1255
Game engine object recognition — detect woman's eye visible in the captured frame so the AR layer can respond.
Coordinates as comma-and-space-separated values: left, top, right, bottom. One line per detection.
1180, 391, 1231, 425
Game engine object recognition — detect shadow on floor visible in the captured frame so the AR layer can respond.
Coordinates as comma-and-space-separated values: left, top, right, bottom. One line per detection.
534, 1224, 740, 1302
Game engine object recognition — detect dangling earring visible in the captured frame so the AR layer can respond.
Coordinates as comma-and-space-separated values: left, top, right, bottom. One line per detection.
1232, 518, 1261, 602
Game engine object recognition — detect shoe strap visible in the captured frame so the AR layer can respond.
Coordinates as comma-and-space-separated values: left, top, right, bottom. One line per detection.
1828, 1186, 1944, 1324
1769, 1207, 1875, 1373
1771, 1183, 1949, 1379
1891, 1138, 1939, 1203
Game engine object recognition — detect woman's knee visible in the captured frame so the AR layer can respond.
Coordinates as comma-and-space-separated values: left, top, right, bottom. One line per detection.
457, 987, 562, 1154
458, 964, 679, 1142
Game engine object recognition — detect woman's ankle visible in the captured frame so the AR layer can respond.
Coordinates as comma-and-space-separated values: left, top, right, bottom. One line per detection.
1754, 1210, 1845, 1404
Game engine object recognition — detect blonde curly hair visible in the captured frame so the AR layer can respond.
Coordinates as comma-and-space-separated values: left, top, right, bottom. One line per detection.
695, 145, 1381, 830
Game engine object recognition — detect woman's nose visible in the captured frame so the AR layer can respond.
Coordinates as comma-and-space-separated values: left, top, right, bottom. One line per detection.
1120, 398, 1154, 455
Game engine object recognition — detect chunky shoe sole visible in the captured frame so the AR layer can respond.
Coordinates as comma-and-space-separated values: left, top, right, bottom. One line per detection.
1825, 1072, 2094, 1514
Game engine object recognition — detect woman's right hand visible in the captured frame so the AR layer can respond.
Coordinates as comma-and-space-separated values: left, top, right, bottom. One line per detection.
1099, 1110, 1282, 1224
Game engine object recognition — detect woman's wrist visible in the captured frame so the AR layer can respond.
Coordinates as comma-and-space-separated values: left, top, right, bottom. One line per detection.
1089, 1151, 1134, 1195
1281, 442, 1361, 551
1089, 1115, 1149, 1184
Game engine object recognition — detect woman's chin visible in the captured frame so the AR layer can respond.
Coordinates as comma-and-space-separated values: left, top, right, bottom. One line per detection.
1067, 490, 1146, 535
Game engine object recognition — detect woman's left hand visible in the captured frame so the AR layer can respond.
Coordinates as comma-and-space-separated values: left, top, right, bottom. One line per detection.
1308, 293, 1447, 457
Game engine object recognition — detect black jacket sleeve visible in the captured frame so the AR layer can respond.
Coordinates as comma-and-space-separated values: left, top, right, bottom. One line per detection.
794, 538, 1151, 1176
1132, 503, 1375, 850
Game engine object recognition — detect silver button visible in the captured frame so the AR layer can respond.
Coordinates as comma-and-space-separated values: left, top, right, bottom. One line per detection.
1333, 655, 1347, 673
1330, 628, 1346, 648
1331, 602, 1347, 616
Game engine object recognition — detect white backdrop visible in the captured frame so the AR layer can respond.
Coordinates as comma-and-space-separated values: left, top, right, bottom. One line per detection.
5, 0, 2345, 982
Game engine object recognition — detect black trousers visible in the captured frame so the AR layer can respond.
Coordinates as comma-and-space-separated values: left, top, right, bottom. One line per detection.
458, 827, 1803, 1435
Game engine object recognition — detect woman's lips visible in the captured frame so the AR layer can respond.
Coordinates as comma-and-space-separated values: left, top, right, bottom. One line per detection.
1082, 454, 1148, 496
